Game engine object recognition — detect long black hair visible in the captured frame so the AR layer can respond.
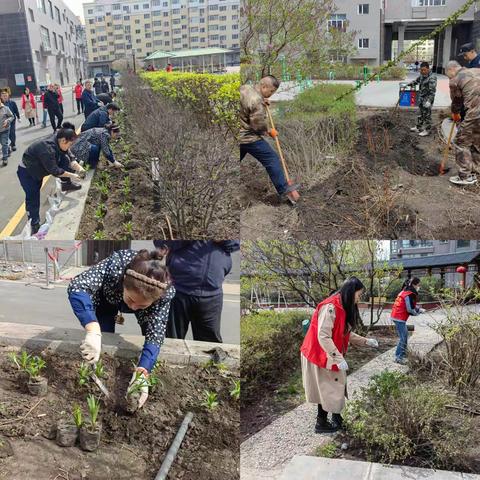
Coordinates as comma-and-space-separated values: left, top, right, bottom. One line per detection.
402, 276, 420, 298
57, 122, 78, 142
338, 276, 365, 332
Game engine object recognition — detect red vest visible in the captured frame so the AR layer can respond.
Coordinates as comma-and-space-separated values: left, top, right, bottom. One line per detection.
391, 290, 415, 321
300, 293, 350, 372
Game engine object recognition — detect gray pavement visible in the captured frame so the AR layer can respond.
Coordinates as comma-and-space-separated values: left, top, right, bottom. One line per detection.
0, 86, 80, 236
240, 305, 474, 480
0, 278, 240, 344
271, 72, 451, 108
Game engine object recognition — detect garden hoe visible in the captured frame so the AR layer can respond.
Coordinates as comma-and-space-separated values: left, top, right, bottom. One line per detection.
440, 119, 456, 175
265, 105, 300, 205
90, 364, 112, 401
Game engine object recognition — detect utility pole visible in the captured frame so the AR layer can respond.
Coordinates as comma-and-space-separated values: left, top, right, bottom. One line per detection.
133, 49, 136, 73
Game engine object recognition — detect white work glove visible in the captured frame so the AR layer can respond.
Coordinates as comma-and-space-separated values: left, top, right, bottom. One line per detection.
127, 369, 149, 409
423, 101, 431, 108
80, 331, 102, 364
418, 308, 426, 314
337, 360, 349, 371
112, 160, 124, 168
365, 338, 379, 348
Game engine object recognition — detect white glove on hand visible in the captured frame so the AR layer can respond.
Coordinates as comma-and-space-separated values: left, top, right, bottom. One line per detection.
366, 338, 379, 348
418, 308, 426, 314
337, 360, 349, 371
112, 160, 124, 168
80, 331, 102, 364
127, 370, 149, 410
424, 101, 431, 108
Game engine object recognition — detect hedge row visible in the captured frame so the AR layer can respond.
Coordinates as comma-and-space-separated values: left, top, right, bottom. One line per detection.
140, 71, 240, 137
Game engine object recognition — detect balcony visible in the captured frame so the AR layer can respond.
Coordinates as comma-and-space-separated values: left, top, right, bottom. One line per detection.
40, 42, 53, 56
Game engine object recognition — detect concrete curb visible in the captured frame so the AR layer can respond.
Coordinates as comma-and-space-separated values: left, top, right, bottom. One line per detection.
46, 170, 95, 240
0, 322, 240, 368
279, 456, 480, 480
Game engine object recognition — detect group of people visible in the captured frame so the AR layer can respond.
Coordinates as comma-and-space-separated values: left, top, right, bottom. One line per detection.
406, 42, 480, 186
68, 240, 239, 410
301, 275, 425, 433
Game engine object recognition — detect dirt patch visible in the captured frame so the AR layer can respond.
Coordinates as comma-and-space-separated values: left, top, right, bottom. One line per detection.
241, 328, 398, 442
241, 109, 480, 239
0, 348, 239, 480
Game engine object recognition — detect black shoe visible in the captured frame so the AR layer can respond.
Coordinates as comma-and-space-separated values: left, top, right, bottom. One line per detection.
11, 146, 16, 151
331, 414, 344, 430
31, 223, 40, 235
61, 181, 82, 192
2, 158, 7, 166
315, 417, 339, 434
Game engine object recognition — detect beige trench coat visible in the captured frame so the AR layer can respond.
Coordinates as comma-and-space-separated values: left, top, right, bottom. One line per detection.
301, 303, 367, 413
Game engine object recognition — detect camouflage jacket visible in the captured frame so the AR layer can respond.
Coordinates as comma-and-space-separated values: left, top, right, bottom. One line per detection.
240, 84, 268, 144
411, 71, 437, 105
449, 68, 480, 118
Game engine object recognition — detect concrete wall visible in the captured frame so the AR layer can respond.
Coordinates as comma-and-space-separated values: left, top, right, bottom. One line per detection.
384, 0, 476, 22
333, 0, 383, 64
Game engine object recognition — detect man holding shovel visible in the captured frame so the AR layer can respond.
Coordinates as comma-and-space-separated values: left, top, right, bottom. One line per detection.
446, 60, 480, 186
240, 75, 300, 204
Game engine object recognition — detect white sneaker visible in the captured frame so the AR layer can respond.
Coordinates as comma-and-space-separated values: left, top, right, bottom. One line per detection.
418, 130, 430, 137
410, 126, 420, 133
449, 174, 478, 186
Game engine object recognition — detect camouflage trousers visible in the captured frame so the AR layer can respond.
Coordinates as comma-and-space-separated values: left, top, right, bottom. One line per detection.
453, 116, 480, 179
416, 103, 432, 131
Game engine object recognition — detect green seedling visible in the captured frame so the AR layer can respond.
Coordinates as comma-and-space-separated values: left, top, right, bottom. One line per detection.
127, 371, 151, 397
94, 360, 105, 379
93, 230, 107, 240
123, 221, 133, 236
78, 362, 90, 387
72, 404, 83, 428
98, 183, 109, 197
203, 359, 228, 372
94, 203, 107, 220
122, 176, 131, 196
201, 390, 219, 410
230, 380, 240, 401
119, 201, 133, 216
25, 356, 46, 380
86, 394, 100, 429
9, 350, 31, 371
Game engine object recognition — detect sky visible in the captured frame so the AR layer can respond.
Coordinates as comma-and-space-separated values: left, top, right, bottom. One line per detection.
62, 0, 87, 22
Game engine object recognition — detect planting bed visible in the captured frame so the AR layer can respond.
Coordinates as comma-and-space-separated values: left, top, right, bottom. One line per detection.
241, 110, 480, 240
0, 347, 240, 480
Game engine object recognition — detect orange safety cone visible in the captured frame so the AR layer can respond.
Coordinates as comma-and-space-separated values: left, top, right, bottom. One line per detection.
265, 104, 300, 204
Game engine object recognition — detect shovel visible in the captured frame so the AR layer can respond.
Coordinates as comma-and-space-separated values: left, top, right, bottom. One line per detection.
90, 363, 112, 401
440, 119, 456, 175
265, 104, 300, 204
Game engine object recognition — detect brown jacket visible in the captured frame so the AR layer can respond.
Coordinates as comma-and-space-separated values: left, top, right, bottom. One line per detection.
450, 68, 480, 119
239, 84, 269, 144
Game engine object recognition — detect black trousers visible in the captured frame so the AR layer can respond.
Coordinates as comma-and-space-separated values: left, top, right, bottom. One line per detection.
76, 98, 84, 113
167, 291, 223, 343
48, 108, 63, 131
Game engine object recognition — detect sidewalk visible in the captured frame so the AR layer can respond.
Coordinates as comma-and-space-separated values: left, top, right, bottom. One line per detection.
240, 308, 456, 480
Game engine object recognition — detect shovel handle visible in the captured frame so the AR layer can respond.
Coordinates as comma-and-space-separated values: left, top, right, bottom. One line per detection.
265, 105, 291, 183
440, 120, 456, 175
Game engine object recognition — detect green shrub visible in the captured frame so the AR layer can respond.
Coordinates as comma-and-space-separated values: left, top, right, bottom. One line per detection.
344, 371, 476, 470
241, 310, 306, 407
140, 71, 240, 135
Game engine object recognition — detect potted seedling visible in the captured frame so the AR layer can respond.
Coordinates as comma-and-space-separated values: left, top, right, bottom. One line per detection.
79, 395, 101, 452
119, 201, 133, 221
126, 370, 151, 414
78, 362, 90, 387
26, 356, 47, 396
9, 350, 31, 386
56, 404, 82, 447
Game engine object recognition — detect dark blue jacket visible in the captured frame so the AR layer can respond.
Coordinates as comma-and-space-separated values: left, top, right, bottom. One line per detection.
468, 53, 480, 68
82, 106, 110, 132
153, 241, 240, 297
82, 89, 99, 117
5, 100, 20, 121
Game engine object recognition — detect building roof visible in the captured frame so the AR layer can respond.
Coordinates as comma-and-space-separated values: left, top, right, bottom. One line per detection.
389, 251, 480, 270
144, 47, 233, 61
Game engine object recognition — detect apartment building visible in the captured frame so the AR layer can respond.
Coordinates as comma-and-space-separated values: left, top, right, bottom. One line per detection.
330, 0, 478, 70
0, 0, 87, 96
83, 0, 240, 75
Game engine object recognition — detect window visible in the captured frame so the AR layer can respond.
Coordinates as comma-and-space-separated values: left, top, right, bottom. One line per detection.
48, 0, 53, 18
412, 0, 445, 5
55, 6, 61, 24
38, 0, 46, 14
113, 4, 121, 10
29, 8, 35, 22
358, 38, 369, 48
457, 240, 471, 249
52, 31, 58, 49
358, 4, 369, 14
143, 3, 150, 8
328, 14, 347, 32
59, 35, 65, 51
40, 26, 51, 48
87, 8, 93, 14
